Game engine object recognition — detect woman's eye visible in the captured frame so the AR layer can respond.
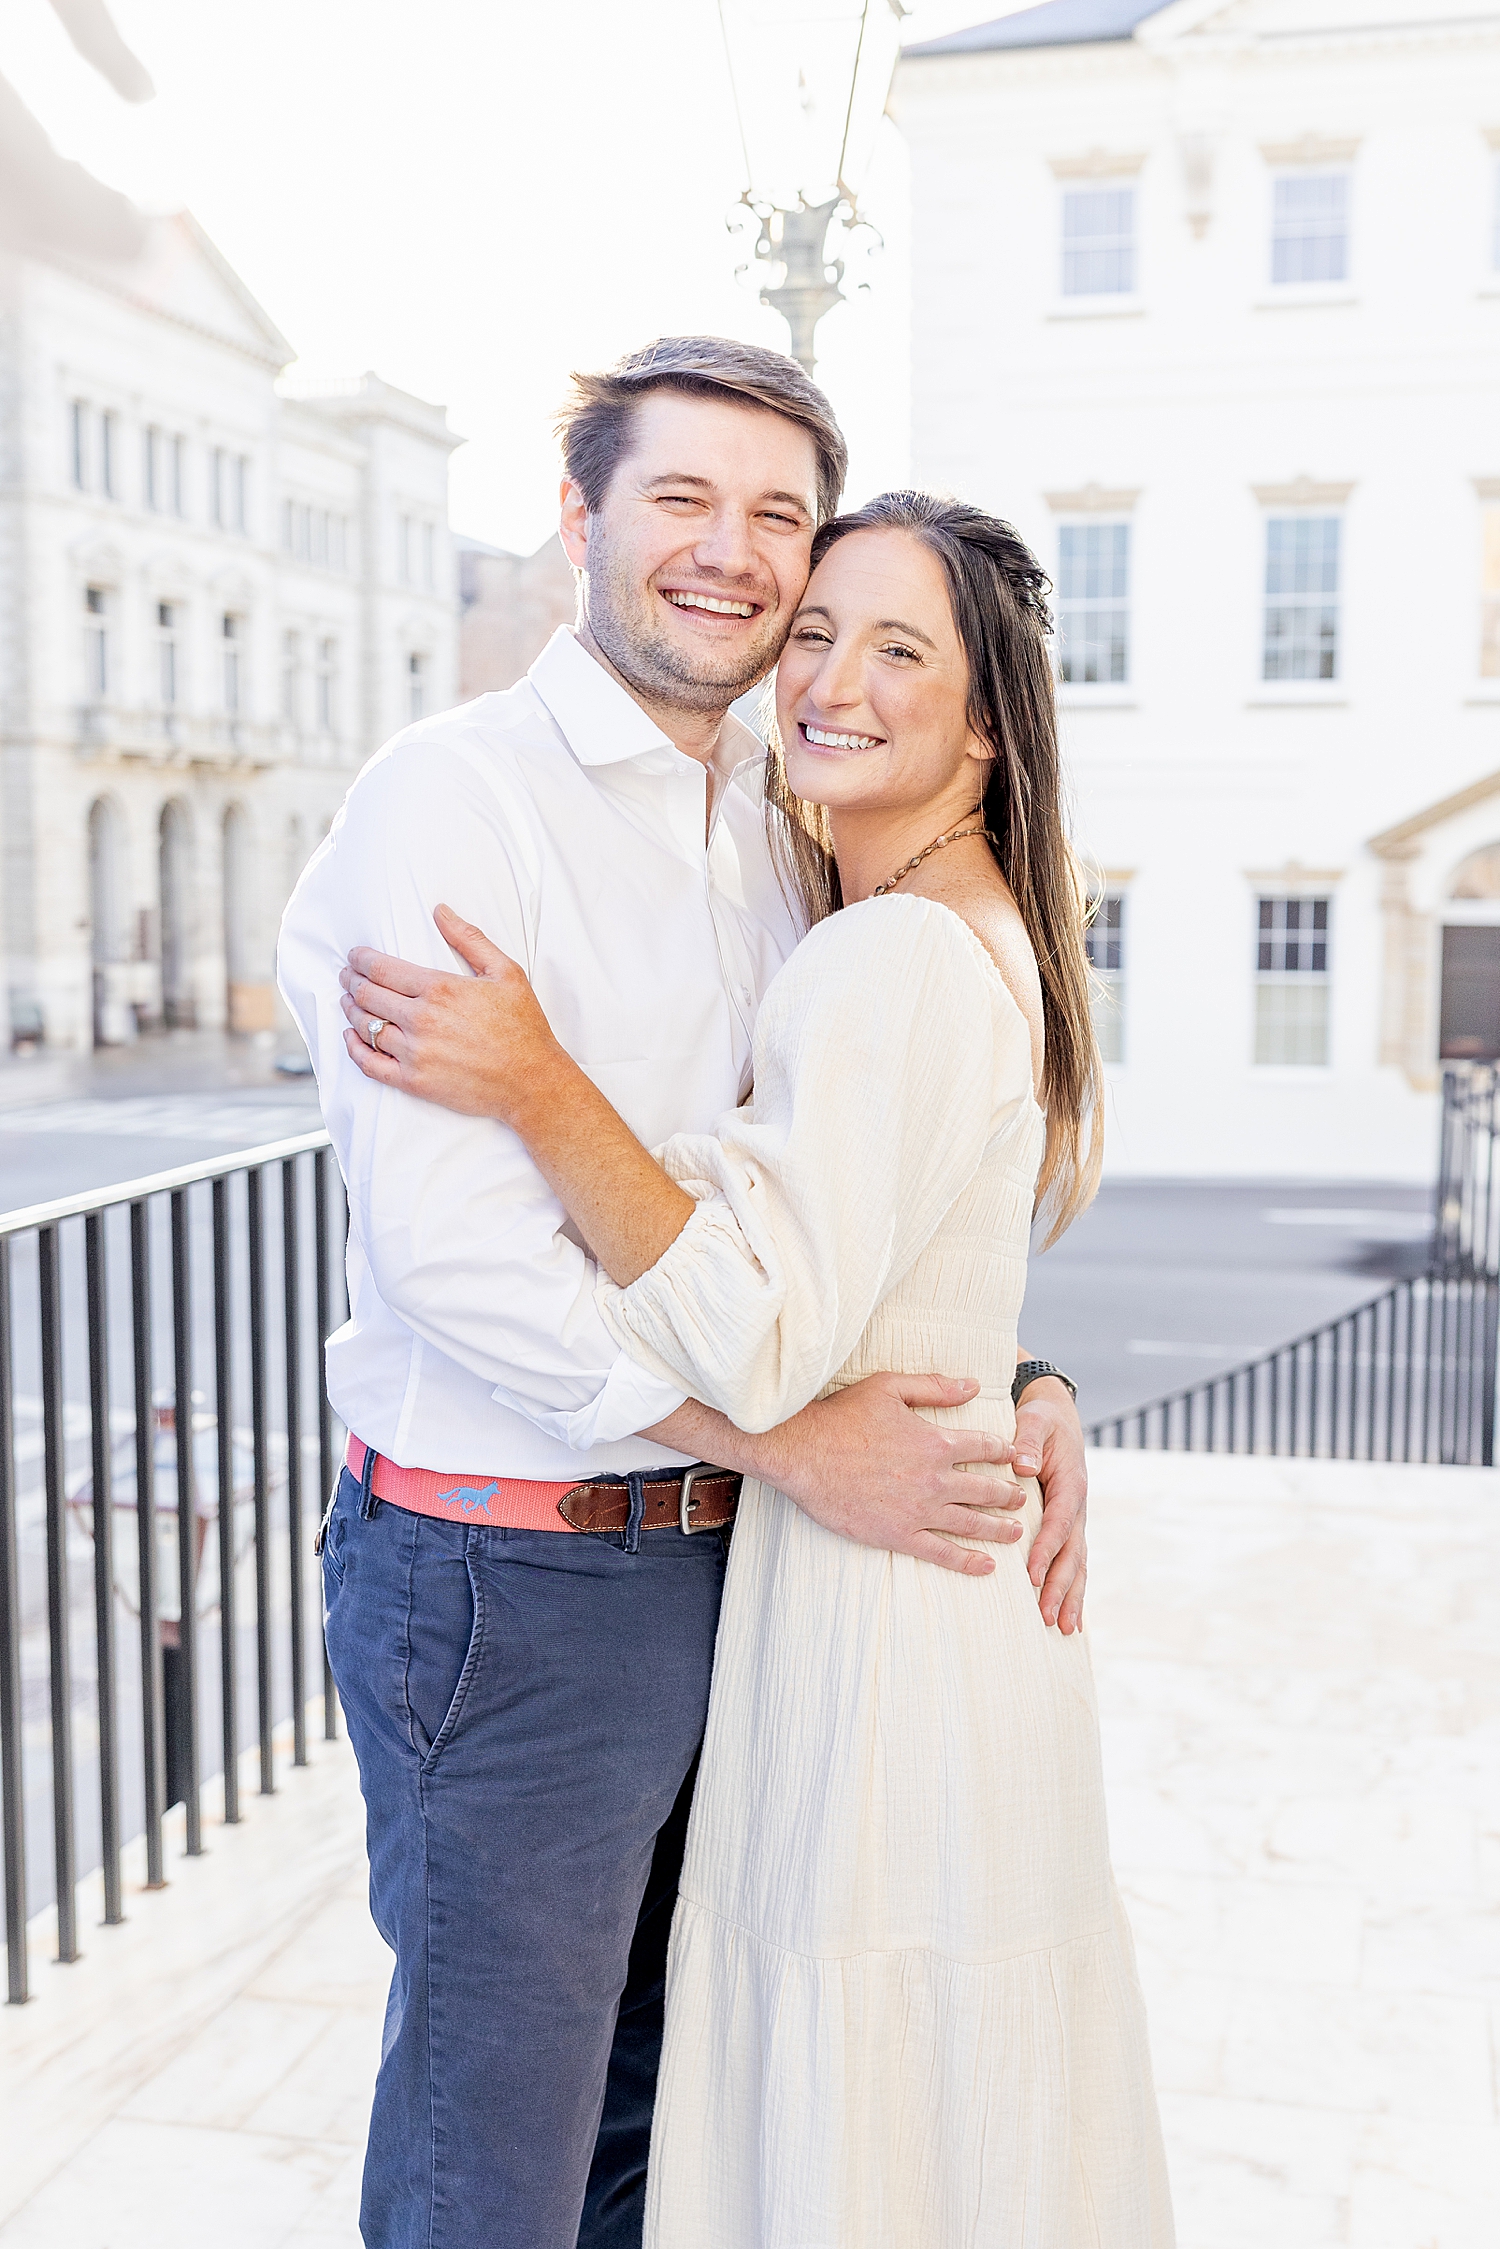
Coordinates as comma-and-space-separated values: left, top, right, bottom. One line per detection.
880, 642, 920, 663
793, 626, 832, 645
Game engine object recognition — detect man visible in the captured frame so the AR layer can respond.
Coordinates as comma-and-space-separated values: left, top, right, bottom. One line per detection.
278, 337, 1088, 2249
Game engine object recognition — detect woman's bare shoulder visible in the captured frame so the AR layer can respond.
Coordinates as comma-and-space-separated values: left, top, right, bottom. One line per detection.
905, 853, 1045, 1068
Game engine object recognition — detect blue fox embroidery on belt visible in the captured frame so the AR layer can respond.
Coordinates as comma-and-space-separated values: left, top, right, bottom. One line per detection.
439, 1481, 502, 1517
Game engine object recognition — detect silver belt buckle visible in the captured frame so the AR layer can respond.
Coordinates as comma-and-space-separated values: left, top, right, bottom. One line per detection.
678, 1462, 710, 1536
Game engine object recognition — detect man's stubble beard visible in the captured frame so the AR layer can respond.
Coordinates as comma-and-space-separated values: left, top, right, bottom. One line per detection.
582, 535, 787, 716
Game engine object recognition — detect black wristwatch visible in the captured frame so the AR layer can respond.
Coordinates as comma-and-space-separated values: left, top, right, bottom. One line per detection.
1012, 1359, 1077, 1409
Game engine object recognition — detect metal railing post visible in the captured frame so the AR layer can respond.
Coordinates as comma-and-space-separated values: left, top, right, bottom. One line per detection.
212, 1177, 239, 1823
0, 1240, 27, 2002
38, 1228, 78, 1962
282, 1160, 306, 1769
130, 1200, 166, 1888
247, 1168, 273, 1796
170, 1191, 202, 1852
84, 1215, 122, 1924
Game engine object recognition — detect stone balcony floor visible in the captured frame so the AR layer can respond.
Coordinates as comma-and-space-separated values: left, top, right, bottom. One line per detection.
1, 1450, 1495, 2248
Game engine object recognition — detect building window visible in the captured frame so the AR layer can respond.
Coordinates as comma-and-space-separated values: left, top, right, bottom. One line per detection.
157, 602, 179, 707
144, 425, 161, 511
213, 449, 249, 532
1271, 170, 1349, 286
71, 401, 89, 488
1059, 523, 1130, 684
1255, 896, 1330, 1065
311, 510, 327, 568
84, 585, 109, 699
1263, 515, 1340, 681
222, 613, 242, 712
171, 434, 185, 516
422, 521, 435, 590
318, 637, 337, 733
281, 630, 302, 724
1085, 892, 1126, 1065
1061, 184, 1136, 297
398, 514, 412, 585
101, 411, 118, 499
330, 514, 347, 571
1482, 504, 1500, 679
408, 651, 427, 721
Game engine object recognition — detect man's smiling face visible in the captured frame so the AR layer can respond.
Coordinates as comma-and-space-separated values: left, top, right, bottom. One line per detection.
560, 389, 820, 714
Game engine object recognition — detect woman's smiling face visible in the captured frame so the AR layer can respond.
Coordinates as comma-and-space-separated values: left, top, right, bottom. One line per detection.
775, 527, 989, 815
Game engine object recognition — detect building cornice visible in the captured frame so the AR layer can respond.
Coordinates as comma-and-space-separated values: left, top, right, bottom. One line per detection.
1048, 147, 1149, 177
1046, 482, 1141, 512
1369, 769, 1500, 859
38, 248, 291, 373
1259, 134, 1362, 167
1252, 477, 1356, 508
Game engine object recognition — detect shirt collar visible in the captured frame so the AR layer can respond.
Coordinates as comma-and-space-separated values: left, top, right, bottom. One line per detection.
527, 625, 767, 784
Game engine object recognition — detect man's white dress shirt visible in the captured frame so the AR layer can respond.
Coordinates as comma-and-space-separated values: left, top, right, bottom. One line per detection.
277, 627, 802, 1478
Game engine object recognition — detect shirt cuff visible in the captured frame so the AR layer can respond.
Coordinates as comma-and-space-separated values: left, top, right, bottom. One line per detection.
490, 1350, 688, 1452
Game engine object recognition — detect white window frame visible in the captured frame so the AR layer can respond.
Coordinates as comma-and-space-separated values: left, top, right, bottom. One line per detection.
1269, 166, 1351, 291
101, 411, 118, 501
71, 400, 89, 489
1060, 180, 1137, 299
222, 612, 243, 713
1261, 512, 1342, 685
1057, 519, 1131, 688
281, 629, 302, 726
1253, 894, 1332, 1068
1085, 890, 1127, 1066
317, 637, 338, 734
83, 584, 110, 700
156, 601, 179, 709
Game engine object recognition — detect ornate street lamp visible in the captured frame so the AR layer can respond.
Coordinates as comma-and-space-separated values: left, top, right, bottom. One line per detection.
717, 0, 908, 376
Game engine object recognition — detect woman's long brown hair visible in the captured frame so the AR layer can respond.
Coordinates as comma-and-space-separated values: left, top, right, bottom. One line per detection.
764, 489, 1103, 1244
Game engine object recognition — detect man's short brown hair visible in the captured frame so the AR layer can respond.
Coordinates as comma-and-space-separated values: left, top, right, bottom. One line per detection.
556, 336, 847, 526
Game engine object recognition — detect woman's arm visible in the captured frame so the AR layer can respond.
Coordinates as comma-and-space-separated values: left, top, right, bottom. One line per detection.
342, 903, 695, 1286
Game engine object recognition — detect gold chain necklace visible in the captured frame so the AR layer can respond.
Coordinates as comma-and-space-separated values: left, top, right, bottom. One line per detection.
871, 807, 989, 898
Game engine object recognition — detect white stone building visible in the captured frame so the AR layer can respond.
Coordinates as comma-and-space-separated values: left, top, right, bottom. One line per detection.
895, 0, 1500, 1180
0, 211, 459, 1051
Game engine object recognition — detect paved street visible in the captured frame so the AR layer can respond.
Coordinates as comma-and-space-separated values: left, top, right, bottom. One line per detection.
0, 1033, 1438, 1427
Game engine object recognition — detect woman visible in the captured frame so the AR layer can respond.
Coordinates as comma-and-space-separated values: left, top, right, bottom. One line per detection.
340, 493, 1173, 2246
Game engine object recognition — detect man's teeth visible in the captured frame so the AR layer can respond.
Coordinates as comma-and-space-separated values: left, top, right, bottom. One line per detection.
665, 591, 758, 617
804, 724, 881, 750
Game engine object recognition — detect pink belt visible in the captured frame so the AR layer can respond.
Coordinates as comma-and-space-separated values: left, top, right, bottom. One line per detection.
345, 1435, 583, 1532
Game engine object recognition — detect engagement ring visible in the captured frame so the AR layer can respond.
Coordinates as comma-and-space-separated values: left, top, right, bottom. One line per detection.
366, 1017, 385, 1052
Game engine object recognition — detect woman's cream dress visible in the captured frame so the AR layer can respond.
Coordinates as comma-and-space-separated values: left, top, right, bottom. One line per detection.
599, 894, 1173, 2249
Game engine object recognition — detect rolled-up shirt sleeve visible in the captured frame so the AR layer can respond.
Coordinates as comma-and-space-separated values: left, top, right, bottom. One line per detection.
595, 897, 1031, 1433
277, 734, 687, 1449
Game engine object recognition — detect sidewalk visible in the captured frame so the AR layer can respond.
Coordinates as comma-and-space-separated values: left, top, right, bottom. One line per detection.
0, 1450, 1495, 2247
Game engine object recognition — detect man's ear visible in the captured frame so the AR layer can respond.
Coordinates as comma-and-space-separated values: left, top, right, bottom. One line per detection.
559, 478, 589, 568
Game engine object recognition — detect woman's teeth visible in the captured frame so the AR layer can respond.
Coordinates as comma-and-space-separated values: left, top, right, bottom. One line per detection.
803, 724, 881, 750
665, 591, 758, 617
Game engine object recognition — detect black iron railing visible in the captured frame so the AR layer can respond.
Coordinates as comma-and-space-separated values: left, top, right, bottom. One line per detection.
0, 1132, 345, 2005
1089, 1066, 1500, 1464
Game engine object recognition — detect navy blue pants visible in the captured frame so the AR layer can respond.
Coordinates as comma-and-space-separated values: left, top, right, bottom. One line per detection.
321, 1464, 729, 2249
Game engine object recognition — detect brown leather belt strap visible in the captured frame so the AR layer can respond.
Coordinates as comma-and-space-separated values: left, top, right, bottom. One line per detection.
557, 1465, 741, 1535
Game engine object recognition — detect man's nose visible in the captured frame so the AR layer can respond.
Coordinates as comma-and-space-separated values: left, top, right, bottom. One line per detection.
691, 508, 759, 580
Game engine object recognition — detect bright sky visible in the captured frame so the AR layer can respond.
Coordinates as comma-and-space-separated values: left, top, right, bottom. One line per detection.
3, 0, 1016, 553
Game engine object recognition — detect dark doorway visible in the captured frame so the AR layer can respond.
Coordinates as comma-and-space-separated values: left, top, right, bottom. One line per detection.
1439, 925, 1500, 1060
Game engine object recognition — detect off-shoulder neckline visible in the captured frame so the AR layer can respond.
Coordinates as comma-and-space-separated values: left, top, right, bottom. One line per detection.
838, 892, 1043, 1115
